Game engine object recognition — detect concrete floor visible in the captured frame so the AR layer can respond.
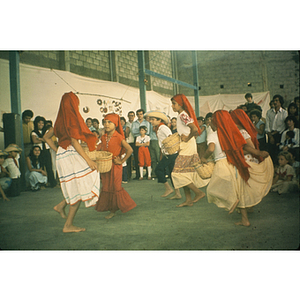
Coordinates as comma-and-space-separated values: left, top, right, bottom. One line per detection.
0, 178, 299, 250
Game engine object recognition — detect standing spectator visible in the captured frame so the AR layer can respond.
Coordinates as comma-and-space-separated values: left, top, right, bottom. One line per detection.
244, 93, 262, 116
196, 116, 207, 158
249, 109, 267, 151
294, 96, 299, 110
85, 117, 96, 132
146, 115, 160, 178
92, 118, 100, 133
265, 95, 288, 164
31, 116, 56, 187
131, 109, 150, 179
125, 111, 135, 180
22, 109, 34, 156
0, 150, 11, 201
170, 117, 177, 134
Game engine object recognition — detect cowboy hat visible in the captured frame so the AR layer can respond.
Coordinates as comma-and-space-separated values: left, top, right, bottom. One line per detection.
4, 144, 22, 153
145, 111, 169, 124
0, 150, 8, 156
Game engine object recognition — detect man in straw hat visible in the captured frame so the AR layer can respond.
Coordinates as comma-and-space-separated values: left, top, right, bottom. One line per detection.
146, 111, 182, 200
0, 150, 11, 201
2, 144, 23, 197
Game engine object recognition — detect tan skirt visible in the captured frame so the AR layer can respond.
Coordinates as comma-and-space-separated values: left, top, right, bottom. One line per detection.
171, 137, 210, 189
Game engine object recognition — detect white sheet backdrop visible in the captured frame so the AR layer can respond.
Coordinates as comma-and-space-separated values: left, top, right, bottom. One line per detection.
0, 58, 270, 149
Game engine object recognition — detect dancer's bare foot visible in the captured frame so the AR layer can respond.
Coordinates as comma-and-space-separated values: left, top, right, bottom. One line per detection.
176, 201, 193, 208
161, 189, 174, 198
234, 221, 250, 227
54, 205, 67, 219
105, 212, 115, 219
228, 199, 240, 214
192, 191, 206, 203
63, 225, 86, 233
168, 194, 182, 200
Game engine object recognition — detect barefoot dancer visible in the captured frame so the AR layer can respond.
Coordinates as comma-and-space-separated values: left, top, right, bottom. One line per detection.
230, 109, 273, 226
146, 111, 181, 199
95, 113, 136, 219
170, 94, 209, 207
202, 110, 252, 226
44, 92, 100, 233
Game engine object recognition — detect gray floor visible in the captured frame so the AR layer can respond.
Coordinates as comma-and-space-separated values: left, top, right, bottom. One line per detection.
0, 178, 299, 250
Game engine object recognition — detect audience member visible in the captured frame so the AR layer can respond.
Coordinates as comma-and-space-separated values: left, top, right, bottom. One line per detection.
196, 116, 207, 158
249, 109, 267, 151
170, 117, 177, 134
265, 95, 288, 164
287, 102, 299, 127
125, 111, 136, 181
0, 150, 11, 201
22, 109, 34, 156
131, 109, 150, 179
244, 93, 262, 115
85, 117, 96, 132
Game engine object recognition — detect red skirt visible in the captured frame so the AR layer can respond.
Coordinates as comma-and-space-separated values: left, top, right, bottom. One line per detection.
95, 163, 136, 213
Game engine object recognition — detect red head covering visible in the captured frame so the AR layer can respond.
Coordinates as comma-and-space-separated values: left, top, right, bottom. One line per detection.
104, 113, 125, 139
54, 92, 97, 151
172, 94, 201, 135
104, 113, 126, 156
230, 109, 260, 150
212, 110, 250, 182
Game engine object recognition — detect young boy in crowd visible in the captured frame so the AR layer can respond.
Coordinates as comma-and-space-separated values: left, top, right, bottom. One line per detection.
135, 126, 152, 180
0, 150, 12, 201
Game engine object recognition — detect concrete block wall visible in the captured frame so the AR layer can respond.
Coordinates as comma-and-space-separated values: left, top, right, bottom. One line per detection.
176, 50, 299, 107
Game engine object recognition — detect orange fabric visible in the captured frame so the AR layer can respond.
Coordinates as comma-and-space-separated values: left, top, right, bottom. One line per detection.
230, 109, 262, 160
212, 110, 250, 182
54, 92, 97, 151
99, 130, 124, 157
138, 147, 151, 167
172, 94, 201, 135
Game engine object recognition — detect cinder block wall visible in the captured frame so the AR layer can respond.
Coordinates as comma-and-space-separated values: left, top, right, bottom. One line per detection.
1, 50, 298, 105
175, 50, 299, 106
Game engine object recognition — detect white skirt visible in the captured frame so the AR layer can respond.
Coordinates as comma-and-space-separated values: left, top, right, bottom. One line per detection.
56, 145, 100, 207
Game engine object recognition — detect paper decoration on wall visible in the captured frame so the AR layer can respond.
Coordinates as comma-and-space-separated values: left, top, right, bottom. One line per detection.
83, 106, 89, 113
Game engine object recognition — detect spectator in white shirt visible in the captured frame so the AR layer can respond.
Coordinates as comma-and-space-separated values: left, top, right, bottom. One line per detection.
265, 95, 288, 164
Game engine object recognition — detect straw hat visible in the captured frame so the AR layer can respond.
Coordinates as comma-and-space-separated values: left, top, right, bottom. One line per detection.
0, 150, 8, 156
145, 111, 169, 124
4, 144, 22, 153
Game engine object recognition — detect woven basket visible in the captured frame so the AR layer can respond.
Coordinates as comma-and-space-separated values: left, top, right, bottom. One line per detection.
94, 151, 113, 173
162, 132, 180, 154
193, 161, 215, 179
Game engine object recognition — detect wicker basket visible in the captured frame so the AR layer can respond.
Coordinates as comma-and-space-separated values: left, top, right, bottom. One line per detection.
193, 161, 215, 179
94, 151, 113, 173
162, 132, 180, 154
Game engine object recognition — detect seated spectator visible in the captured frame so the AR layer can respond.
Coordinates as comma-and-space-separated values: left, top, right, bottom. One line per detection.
287, 102, 299, 127
279, 116, 299, 162
92, 118, 100, 133
0, 150, 11, 201
249, 109, 267, 151
2, 144, 22, 197
271, 151, 298, 194
26, 146, 47, 191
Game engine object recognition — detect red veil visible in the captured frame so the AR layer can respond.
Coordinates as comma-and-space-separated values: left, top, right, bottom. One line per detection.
54, 92, 97, 151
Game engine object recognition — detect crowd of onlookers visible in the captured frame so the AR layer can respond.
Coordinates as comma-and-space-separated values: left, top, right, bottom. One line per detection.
0, 93, 299, 201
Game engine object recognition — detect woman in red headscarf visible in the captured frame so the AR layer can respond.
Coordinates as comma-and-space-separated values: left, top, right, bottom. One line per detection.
170, 94, 209, 208
44, 92, 100, 233
230, 109, 274, 218
95, 113, 136, 219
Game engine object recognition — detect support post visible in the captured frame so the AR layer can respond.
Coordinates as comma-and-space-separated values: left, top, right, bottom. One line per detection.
192, 51, 200, 117
9, 51, 26, 190
137, 50, 147, 111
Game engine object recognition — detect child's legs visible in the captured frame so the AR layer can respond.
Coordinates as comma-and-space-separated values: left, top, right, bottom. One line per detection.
156, 157, 167, 183
8, 178, 21, 197
122, 166, 128, 182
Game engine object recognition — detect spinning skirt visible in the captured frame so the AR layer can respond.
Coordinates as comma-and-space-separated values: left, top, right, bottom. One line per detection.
56, 146, 100, 207
171, 137, 210, 189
